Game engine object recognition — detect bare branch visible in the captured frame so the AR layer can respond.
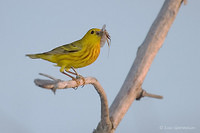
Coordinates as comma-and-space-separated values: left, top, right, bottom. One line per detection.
142, 90, 163, 99
34, 73, 112, 131
108, 0, 185, 131
136, 89, 163, 100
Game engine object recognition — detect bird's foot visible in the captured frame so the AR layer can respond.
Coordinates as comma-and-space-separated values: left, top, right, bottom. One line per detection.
76, 75, 86, 88
71, 77, 80, 90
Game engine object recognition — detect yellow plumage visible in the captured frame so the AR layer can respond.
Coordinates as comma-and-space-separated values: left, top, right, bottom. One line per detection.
26, 25, 110, 78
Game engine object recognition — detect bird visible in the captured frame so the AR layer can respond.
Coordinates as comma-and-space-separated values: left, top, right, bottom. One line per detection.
26, 25, 110, 85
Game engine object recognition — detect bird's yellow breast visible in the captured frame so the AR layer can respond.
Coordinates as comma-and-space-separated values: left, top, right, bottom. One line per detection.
55, 41, 101, 71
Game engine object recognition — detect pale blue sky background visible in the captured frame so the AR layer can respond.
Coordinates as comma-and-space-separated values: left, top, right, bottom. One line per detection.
0, 0, 200, 133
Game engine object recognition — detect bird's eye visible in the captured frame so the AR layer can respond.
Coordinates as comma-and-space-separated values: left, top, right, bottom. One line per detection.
91, 30, 94, 34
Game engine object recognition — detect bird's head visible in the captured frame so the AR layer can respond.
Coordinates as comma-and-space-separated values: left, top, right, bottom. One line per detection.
82, 25, 111, 47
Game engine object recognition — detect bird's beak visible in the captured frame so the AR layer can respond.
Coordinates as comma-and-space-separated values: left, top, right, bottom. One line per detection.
99, 24, 111, 47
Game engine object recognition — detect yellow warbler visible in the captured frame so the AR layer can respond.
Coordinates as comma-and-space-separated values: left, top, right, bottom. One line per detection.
26, 25, 110, 80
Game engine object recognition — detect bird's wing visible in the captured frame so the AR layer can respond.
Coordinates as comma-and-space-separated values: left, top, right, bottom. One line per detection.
45, 40, 82, 55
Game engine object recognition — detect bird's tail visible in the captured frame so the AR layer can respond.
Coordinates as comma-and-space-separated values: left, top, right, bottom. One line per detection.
26, 54, 41, 59
26, 53, 54, 62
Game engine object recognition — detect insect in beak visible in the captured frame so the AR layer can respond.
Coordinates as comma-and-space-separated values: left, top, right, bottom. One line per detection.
105, 30, 111, 47
100, 24, 111, 47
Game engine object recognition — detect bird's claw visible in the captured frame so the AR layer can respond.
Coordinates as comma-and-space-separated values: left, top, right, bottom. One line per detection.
71, 77, 80, 90
76, 75, 85, 87
71, 76, 85, 89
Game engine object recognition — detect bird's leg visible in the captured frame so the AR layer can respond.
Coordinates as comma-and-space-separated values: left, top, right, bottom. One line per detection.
61, 71, 76, 80
71, 67, 86, 87
65, 70, 77, 75
71, 67, 79, 77
61, 71, 79, 89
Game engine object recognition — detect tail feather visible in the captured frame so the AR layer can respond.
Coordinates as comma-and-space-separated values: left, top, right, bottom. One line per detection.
26, 54, 41, 59
26, 53, 54, 62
